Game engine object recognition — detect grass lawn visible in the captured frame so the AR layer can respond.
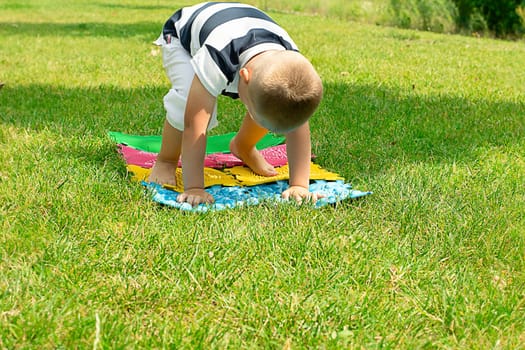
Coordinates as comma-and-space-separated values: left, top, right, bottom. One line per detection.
1, 0, 525, 348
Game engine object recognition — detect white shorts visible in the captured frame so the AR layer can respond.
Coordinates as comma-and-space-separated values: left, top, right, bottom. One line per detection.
160, 37, 218, 131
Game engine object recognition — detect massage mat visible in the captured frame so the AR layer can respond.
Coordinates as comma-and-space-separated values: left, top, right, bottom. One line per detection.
144, 180, 372, 212
109, 131, 285, 154
118, 144, 295, 169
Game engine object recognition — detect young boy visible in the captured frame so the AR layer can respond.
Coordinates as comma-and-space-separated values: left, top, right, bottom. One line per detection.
149, 2, 323, 206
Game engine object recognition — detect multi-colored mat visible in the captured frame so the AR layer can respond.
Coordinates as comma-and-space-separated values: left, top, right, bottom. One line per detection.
110, 132, 372, 212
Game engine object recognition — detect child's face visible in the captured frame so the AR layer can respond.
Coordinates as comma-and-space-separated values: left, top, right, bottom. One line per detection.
241, 94, 275, 132
238, 71, 271, 130
237, 61, 293, 134
239, 86, 295, 134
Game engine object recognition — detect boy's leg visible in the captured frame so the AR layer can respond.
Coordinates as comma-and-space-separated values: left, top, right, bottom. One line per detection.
230, 112, 278, 177
148, 37, 191, 187
148, 119, 182, 186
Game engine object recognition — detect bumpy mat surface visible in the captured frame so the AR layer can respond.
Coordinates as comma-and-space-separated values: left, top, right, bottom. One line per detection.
127, 164, 239, 192
119, 144, 293, 169
110, 131, 372, 212
144, 180, 372, 212
126, 162, 343, 190
225, 163, 343, 186
109, 131, 285, 154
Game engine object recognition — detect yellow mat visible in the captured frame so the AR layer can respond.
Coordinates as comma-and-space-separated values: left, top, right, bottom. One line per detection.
127, 164, 240, 192
127, 162, 343, 189
225, 162, 343, 186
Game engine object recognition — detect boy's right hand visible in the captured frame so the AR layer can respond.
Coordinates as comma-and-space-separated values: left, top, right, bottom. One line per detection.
177, 188, 215, 207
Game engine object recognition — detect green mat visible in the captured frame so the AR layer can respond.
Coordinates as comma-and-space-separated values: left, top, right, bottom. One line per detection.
108, 131, 285, 154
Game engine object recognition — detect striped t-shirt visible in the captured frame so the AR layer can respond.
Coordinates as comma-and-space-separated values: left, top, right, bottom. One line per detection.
161, 2, 299, 98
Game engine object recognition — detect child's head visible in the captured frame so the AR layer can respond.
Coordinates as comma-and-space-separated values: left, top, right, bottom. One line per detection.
239, 51, 323, 134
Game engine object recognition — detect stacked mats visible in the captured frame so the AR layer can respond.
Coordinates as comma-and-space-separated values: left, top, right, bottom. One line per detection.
109, 131, 371, 212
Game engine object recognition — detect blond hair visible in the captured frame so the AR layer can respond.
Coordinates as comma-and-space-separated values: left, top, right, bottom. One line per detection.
248, 51, 323, 133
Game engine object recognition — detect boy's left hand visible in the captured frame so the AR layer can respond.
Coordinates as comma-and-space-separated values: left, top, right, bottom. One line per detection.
281, 185, 325, 204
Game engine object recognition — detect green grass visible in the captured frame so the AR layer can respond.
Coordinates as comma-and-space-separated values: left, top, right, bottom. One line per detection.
1, 0, 525, 348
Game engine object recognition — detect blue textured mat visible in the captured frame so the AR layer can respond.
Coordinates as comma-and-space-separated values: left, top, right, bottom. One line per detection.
143, 180, 372, 213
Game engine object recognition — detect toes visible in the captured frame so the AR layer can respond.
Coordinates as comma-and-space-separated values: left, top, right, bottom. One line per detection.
262, 166, 278, 177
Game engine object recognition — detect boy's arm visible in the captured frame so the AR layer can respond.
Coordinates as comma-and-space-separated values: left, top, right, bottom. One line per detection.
283, 122, 324, 202
177, 75, 216, 206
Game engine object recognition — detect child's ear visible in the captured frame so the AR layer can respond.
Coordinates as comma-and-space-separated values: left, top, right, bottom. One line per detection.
239, 67, 251, 83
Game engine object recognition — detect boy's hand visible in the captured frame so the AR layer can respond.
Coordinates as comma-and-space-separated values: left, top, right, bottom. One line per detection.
281, 185, 325, 204
177, 188, 215, 207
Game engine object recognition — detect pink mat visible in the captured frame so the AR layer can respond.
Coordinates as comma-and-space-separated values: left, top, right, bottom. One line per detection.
117, 144, 307, 169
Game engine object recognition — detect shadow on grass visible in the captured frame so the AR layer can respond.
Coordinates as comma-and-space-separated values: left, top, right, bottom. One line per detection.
0, 82, 523, 176
0, 1, 182, 38
0, 84, 166, 136
0, 21, 160, 39
313, 82, 525, 177
95, 2, 175, 11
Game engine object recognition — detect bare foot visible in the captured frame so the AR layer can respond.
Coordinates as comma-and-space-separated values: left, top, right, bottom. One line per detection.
230, 137, 278, 176
148, 159, 178, 186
